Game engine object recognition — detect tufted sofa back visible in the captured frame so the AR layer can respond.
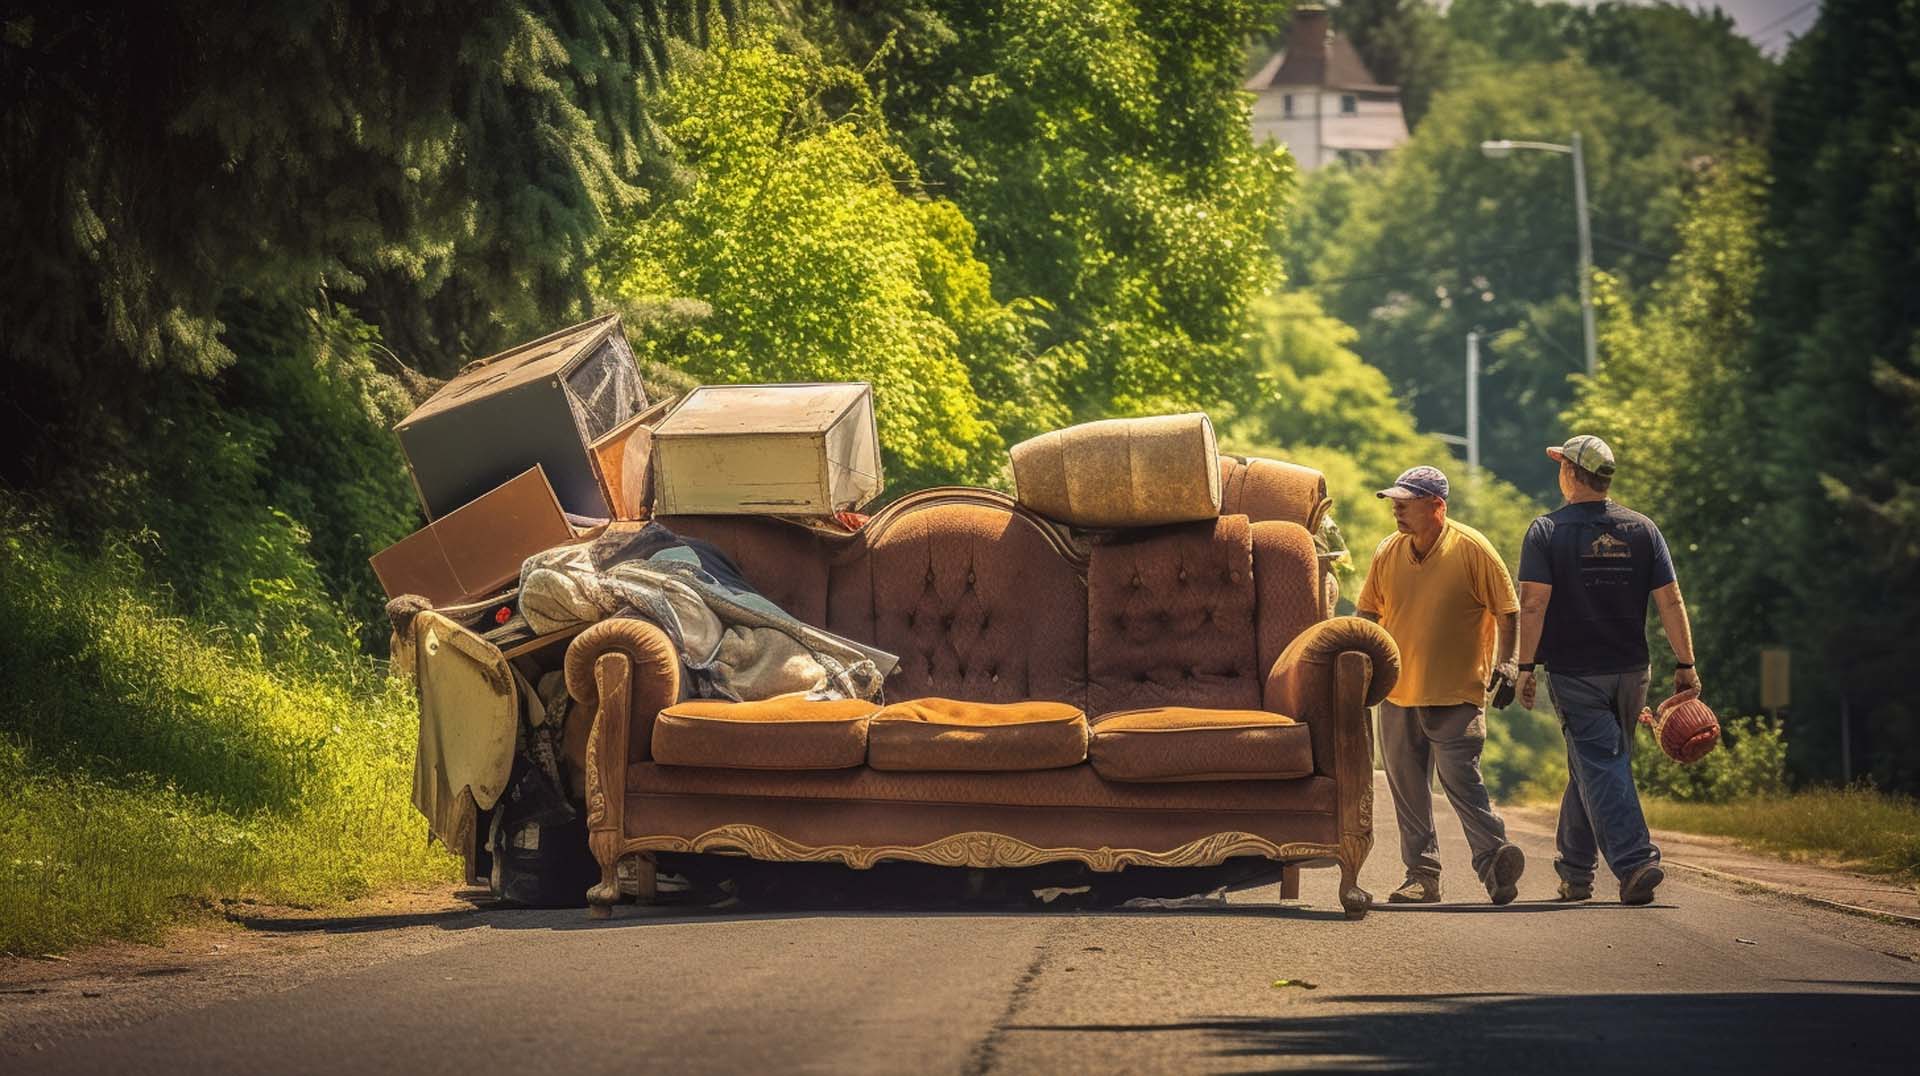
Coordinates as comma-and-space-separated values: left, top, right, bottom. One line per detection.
828, 501, 1088, 708
1086, 516, 1260, 715
659, 487, 1324, 717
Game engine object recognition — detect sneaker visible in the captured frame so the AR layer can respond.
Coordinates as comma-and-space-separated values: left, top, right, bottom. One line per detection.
1620, 863, 1665, 906
1387, 875, 1442, 903
1486, 844, 1526, 906
1555, 879, 1593, 902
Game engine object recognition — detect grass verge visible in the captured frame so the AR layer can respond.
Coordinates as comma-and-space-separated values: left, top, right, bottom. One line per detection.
1, 513, 455, 956
1642, 788, 1920, 886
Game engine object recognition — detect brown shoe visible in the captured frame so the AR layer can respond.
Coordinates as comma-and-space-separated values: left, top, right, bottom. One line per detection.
1387, 875, 1442, 903
1486, 844, 1525, 905
1620, 863, 1665, 906
1556, 879, 1593, 902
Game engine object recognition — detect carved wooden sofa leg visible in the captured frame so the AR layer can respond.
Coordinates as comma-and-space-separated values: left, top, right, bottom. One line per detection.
1280, 863, 1301, 901
587, 831, 622, 920
1338, 857, 1371, 919
1337, 834, 1373, 919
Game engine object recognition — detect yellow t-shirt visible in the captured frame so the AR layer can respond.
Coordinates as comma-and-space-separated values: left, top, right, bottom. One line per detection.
1356, 519, 1519, 708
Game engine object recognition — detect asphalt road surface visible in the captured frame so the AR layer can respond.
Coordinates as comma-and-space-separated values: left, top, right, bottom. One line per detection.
13, 778, 1918, 1075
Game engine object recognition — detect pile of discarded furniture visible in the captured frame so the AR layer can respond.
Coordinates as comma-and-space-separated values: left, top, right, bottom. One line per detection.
386, 315, 1400, 918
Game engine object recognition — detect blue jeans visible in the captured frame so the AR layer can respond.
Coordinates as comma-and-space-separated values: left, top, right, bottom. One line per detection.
1547, 669, 1658, 885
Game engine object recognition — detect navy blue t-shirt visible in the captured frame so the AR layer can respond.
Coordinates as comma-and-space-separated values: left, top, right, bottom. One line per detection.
1518, 500, 1676, 676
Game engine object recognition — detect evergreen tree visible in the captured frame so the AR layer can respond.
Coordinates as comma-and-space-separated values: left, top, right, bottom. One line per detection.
1747, 0, 1920, 786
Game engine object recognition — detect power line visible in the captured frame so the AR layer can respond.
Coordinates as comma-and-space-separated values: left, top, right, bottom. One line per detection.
1298, 243, 1565, 289
1749, 0, 1821, 41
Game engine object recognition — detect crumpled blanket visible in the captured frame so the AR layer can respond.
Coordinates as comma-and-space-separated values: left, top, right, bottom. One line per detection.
518, 522, 895, 702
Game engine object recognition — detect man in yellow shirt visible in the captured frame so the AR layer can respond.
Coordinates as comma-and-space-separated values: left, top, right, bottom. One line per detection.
1357, 466, 1526, 905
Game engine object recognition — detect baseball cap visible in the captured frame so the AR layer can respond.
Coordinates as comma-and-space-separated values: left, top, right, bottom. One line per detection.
1376, 465, 1450, 501
1546, 434, 1616, 477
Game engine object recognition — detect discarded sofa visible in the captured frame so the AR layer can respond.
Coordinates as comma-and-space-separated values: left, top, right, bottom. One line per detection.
562, 446, 1399, 919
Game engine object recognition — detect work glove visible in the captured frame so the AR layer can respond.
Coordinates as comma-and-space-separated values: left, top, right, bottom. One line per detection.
1487, 662, 1518, 708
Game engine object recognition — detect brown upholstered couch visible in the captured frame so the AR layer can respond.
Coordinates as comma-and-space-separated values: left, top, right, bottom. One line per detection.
563, 458, 1400, 918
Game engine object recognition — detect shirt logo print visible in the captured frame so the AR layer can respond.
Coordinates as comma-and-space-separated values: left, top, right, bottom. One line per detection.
1586, 532, 1631, 560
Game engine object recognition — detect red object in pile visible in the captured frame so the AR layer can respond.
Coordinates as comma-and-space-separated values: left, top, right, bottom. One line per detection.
1638, 688, 1720, 764
494, 604, 513, 625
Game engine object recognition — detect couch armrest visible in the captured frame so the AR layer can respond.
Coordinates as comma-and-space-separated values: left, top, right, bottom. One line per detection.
565, 617, 681, 769
1264, 616, 1398, 759
1264, 616, 1398, 916
565, 619, 680, 837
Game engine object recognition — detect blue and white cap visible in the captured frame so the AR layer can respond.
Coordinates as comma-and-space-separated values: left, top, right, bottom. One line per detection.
1376, 465, 1450, 502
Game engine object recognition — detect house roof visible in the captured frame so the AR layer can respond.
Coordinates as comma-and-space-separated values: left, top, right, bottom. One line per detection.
1245, 6, 1395, 94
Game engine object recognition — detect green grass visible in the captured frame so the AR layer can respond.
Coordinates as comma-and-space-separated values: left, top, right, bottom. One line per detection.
1643, 788, 1920, 886
0, 515, 455, 956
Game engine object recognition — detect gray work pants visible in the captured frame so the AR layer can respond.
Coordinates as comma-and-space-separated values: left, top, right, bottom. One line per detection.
1379, 701, 1511, 884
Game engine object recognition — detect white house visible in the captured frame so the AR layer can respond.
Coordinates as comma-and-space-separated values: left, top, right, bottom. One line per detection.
1247, 5, 1410, 171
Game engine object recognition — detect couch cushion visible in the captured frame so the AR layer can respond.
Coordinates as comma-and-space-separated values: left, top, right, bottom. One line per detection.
1087, 515, 1261, 716
1089, 707, 1312, 782
653, 698, 877, 770
868, 697, 1089, 772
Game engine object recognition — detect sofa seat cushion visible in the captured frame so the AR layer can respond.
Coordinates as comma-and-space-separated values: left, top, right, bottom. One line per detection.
868, 697, 1089, 772
1089, 707, 1312, 782
653, 698, 877, 770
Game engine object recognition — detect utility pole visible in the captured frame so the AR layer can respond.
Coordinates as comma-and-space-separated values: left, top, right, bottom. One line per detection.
1466, 330, 1481, 474
1571, 131, 1596, 378
1481, 133, 1599, 376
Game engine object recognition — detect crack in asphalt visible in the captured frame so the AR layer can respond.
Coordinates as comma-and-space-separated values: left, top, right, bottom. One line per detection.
965, 926, 1059, 1076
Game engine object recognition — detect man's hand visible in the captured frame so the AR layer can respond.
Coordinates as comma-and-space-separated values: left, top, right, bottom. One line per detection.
1517, 670, 1538, 711
1676, 666, 1701, 694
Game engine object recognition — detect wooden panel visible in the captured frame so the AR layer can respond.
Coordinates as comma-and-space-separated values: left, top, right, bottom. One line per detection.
369, 467, 573, 605
590, 396, 678, 520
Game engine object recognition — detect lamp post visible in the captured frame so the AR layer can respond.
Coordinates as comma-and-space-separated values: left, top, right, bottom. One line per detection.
1434, 329, 1491, 475
1480, 132, 1597, 377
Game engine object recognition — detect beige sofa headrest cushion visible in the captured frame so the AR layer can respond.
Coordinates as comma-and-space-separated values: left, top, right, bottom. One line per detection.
1010, 413, 1221, 528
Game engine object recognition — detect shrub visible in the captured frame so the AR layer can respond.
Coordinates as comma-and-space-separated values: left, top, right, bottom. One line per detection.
0, 507, 452, 955
1635, 713, 1789, 803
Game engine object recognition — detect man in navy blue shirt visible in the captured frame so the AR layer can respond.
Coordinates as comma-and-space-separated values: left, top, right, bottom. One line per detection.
1514, 435, 1701, 906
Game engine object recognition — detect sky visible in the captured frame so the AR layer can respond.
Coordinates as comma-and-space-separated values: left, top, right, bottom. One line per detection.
1579, 0, 1822, 53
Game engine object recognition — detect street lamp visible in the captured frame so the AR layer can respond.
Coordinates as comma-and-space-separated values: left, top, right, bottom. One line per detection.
1480, 133, 1597, 377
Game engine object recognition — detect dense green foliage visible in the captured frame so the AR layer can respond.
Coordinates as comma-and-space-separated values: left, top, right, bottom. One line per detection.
594, 38, 1048, 487
1290, 1, 1772, 497
1560, 0, 1920, 788
0, 515, 451, 955
1741, 0, 1920, 788
1226, 290, 1542, 588
824, 0, 1295, 421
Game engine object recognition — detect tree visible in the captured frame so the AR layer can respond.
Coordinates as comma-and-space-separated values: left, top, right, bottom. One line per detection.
1744, 0, 1920, 787
594, 38, 1048, 488
807, 0, 1295, 423
1228, 290, 1543, 591
1560, 153, 1771, 715
0, 1, 740, 647
1296, 58, 1689, 498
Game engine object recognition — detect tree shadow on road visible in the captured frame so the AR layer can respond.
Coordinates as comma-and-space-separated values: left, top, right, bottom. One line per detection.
1005, 991, 1917, 1074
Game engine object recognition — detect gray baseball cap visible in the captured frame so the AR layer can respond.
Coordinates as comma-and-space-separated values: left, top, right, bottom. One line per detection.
1547, 434, 1616, 477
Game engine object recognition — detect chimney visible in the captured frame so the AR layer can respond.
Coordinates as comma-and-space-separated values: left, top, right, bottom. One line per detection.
1287, 5, 1333, 84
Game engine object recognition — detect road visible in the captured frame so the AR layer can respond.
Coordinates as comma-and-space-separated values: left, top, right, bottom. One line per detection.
9, 777, 1918, 1074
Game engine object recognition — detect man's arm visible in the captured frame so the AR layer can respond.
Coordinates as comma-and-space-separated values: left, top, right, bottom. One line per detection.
1515, 582, 1552, 710
1495, 611, 1517, 667
1652, 581, 1701, 693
